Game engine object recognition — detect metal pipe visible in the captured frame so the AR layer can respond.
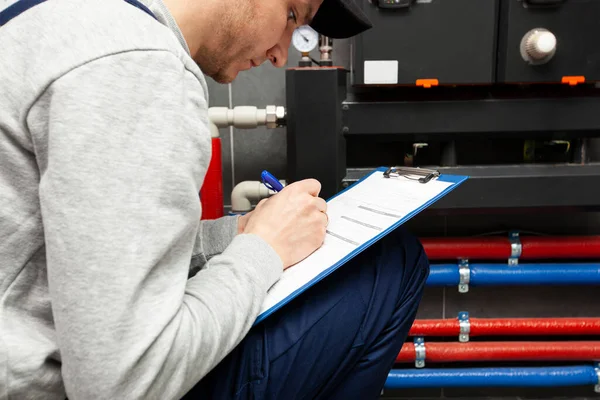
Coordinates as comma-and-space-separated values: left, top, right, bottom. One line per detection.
409, 317, 600, 337
396, 341, 600, 363
207, 105, 286, 214
421, 236, 600, 260
427, 263, 600, 286
319, 35, 333, 66
385, 365, 599, 389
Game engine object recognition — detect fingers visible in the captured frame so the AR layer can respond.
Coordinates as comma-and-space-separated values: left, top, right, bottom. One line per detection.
290, 179, 322, 197
309, 197, 327, 227
256, 198, 268, 209
312, 197, 328, 227
313, 197, 327, 213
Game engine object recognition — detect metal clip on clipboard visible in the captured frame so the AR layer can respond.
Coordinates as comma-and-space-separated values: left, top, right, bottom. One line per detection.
382, 166, 441, 183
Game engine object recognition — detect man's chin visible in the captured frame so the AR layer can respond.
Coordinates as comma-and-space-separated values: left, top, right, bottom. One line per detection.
209, 69, 239, 85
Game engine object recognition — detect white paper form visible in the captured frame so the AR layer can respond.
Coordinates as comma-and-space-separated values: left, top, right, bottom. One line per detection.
255, 170, 459, 323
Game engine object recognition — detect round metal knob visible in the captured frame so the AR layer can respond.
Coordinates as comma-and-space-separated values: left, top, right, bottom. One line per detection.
520, 28, 557, 65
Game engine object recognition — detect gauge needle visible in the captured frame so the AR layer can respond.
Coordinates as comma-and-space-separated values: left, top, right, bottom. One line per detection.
300, 34, 309, 42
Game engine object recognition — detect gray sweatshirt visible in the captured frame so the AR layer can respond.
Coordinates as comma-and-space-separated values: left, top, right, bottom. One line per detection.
0, 0, 283, 399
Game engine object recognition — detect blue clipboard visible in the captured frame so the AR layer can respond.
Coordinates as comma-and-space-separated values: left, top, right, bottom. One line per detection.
254, 166, 468, 325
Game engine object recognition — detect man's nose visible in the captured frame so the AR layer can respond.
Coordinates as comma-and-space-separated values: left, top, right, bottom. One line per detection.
268, 46, 288, 68
267, 34, 292, 68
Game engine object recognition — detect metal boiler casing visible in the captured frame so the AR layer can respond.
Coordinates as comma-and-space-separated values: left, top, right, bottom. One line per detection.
285, 0, 600, 209
497, 0, 600, 84
352, 0, 499, 86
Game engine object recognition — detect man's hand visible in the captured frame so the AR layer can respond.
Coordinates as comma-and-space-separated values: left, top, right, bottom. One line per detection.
242, 179, 327, 269
237, 212, 251, 234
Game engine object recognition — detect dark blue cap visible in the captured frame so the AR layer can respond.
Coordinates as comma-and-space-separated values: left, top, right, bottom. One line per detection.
310, 0, 373, 39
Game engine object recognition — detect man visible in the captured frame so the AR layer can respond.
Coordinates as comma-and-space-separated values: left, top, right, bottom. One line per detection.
0, 0, 429, 398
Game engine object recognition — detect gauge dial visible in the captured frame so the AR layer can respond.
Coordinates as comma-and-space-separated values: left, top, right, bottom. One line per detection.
292, 25, 319, 53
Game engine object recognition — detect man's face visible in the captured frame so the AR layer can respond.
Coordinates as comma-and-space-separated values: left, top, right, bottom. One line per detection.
195, 0, 324, 83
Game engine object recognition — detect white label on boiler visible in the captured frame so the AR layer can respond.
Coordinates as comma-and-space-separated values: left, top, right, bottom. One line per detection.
364, 60, 398, 84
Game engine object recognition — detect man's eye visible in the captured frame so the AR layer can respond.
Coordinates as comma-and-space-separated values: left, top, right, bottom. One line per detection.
288, 9, 297, 22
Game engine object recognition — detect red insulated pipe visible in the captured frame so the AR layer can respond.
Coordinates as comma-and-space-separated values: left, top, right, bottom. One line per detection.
522, 236, 600, 259
410, 319, 461, 336
409, 318, 600, 337
420, 236, 600, 260
421, 237, 510, 260
396, 341, 600, 363
200, 137, 224, 220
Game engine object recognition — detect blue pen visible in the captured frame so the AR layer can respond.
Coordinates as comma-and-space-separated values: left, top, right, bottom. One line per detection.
261, 170, 284, 192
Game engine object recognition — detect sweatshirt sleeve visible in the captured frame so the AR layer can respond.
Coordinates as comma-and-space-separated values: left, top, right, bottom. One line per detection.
192, 215, 241, 270
30, 50, 282, 400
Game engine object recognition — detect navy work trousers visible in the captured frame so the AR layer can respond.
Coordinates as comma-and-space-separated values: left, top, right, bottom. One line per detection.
182, 227, 429, 399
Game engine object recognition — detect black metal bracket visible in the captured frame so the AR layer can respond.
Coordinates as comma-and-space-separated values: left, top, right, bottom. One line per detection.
342, 90, 600, 140
286, 67, 348, 199
344, 164, 600, 212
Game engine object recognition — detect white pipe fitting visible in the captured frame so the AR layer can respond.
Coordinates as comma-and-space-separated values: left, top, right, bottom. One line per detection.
207, 105, 287, 213
209, 121, 219, 138
208, 106, 285, 129
231, 181, 276, 212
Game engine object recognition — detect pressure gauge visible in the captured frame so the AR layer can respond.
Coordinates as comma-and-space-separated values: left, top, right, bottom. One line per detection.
292, 25, 318, 53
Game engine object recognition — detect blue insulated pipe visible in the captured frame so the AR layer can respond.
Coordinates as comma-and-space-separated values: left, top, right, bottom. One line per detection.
426, 263, 600, 286
386, 365, 600, 389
